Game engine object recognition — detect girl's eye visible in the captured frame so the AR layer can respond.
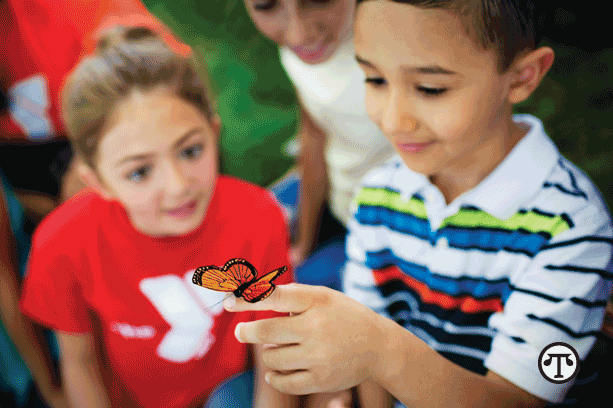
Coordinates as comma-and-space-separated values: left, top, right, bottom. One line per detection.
127, 165, 151, 182
253, 0, 276, 11
181, 143, 204, 160
416, 86, 447, 96
365, 77, 386, 86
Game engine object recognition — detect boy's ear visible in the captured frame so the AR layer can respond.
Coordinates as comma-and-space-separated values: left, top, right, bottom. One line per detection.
507, 46, 555, 104
76, 159, 115, 201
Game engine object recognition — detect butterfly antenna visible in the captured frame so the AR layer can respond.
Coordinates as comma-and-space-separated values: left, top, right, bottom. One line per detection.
201, 294, 233, 314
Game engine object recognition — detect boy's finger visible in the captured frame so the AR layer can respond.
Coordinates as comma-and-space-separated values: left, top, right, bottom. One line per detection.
265, 370, 317, 395
261, 343, 307, 371
234, 316, 305, 344
223, 283, 316, 314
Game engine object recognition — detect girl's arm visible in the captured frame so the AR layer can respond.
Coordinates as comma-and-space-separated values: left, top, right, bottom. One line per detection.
291, 107, 328, 266
253, 344, 299, 408
0, 188, 67, 408
55, 331, 111, 408
12, 191, 57, 223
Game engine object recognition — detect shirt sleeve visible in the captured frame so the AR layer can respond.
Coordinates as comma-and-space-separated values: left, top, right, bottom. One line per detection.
19, 221, 92, 334
484, 204, 613, 403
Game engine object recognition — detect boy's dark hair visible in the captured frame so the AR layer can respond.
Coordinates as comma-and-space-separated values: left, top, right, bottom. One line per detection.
357, 0, 543, 72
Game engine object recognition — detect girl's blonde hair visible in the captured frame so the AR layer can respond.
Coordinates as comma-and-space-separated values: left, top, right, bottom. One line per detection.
62, 25, 214, 168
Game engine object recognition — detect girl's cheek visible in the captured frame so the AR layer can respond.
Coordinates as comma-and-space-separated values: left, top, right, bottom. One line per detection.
125, 185, 160, 210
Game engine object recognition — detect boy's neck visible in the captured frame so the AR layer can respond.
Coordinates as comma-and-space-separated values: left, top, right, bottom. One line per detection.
429, 114, 528, 206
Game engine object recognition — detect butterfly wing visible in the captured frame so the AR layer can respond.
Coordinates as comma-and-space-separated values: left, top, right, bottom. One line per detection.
192, 258, 257, 293
241, 266, 288, 303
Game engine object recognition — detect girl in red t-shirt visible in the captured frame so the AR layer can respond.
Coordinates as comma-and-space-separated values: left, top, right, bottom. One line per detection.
19, 25, 297, 408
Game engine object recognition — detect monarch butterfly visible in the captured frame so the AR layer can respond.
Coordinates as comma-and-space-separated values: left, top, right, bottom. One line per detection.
192, 258, 287, 303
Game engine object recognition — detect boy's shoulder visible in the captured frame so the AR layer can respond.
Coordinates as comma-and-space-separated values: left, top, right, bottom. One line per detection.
537, 155, 612, 229
511, 115, 610, 228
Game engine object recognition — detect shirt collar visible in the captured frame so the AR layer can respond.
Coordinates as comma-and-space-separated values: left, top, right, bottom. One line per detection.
395, 114, 560, 219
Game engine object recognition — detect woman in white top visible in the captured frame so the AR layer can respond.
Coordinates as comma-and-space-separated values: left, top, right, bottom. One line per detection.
245, 0, 395, 277
203, 2, 395, 407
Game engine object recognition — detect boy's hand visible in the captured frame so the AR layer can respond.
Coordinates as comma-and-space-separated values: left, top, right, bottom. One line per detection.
224, 283, 390, 395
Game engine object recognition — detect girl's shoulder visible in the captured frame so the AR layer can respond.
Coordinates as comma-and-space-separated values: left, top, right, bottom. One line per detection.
33, 189, 107, 245
216, 175, 284, 219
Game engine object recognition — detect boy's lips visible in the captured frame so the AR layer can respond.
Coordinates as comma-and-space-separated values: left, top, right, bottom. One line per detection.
166, 199, 198, 218
397, 140, 435, 153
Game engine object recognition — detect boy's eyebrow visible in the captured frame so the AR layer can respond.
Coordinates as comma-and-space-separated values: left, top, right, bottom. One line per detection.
405, 65, 459, 75
117, 127, 204, 166
355, 54, 458, 76
355, 54, 375, 68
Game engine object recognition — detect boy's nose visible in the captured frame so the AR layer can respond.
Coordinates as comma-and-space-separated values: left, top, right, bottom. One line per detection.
381, 93, 420, 135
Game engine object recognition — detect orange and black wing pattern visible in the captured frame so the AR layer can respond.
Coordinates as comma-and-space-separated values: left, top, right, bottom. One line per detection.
241, 266, 288, 303
192, 258, 257, 293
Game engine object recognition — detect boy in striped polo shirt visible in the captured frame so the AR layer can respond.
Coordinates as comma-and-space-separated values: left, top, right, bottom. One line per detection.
343, 0, 613, 406
222, 1, 613, 407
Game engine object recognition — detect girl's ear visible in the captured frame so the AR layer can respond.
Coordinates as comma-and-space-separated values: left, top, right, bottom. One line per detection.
210, 114, 221, 138
76, 159, 115, 201
507, 46, 555, 104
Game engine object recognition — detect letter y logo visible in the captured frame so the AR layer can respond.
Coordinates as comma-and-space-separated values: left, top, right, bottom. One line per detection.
139, 271, 226, 363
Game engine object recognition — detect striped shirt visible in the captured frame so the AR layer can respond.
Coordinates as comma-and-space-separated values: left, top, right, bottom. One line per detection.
343, 114, 613, 405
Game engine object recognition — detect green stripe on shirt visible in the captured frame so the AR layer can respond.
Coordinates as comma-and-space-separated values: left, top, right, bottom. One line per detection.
354, 187, 427, 219
354, 186, 571, 237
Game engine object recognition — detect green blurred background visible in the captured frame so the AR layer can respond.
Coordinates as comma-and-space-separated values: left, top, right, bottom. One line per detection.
142, 0, 613, 209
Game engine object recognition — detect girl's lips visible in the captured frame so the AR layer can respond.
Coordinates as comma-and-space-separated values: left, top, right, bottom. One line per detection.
167, 199, 197, 218
292, 41, 330, 63
397, 141, 435, 153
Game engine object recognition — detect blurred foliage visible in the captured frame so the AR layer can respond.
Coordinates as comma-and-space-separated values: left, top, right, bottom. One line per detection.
143, 0, 298, 187
142, 0, 613, 211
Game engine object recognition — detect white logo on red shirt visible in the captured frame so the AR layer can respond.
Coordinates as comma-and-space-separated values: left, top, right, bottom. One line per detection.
138, 271, 226, 363
8, 75, 55, 140
110, 322, 156, 339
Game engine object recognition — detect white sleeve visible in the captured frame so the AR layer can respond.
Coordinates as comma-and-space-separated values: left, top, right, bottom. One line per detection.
484, 204, 613, 403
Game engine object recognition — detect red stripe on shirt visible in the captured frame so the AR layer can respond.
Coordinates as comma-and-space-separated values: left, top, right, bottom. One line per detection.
372, 265, 504, 314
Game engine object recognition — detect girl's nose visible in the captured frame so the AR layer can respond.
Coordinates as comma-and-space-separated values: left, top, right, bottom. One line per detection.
164, 161, 189, 196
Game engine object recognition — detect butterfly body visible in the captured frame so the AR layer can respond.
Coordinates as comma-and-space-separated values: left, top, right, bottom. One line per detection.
192, 258, 287, 303
233, 280, 257, 300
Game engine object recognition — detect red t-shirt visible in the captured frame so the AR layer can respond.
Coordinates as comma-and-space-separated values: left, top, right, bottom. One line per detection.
20, 176, 293, 408
0, 0, 188, 142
